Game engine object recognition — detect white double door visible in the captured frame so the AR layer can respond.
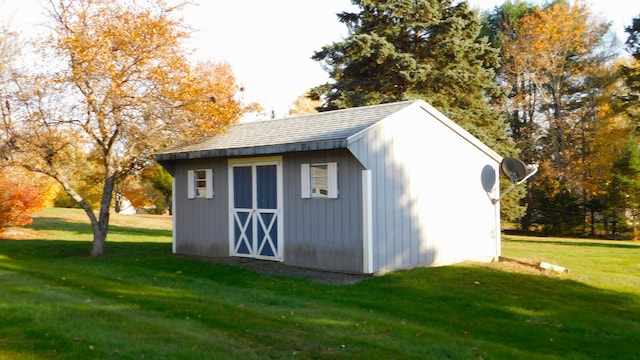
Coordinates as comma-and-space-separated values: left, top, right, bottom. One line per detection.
229, 158, 283, 261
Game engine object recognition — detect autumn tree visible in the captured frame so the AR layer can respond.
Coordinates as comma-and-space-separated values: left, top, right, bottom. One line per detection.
501, 0, 611, 174
495, 0, 614, 233
0, 0, 256, 257
289, 90, 321, 116
576, 61, 632, 236
1, 1, 18, 143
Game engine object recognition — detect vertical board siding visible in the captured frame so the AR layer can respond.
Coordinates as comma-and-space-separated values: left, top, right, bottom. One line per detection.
348, 105, 500, 273
283, 149, 364, 273
169, 103, 499, 274
173, 158, 229, 257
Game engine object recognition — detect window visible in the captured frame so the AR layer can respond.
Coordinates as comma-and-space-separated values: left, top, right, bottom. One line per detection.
301, 162, 338, 199
311, 164, 329, 197
187, 169, 213, 199
195, 170, 208, 197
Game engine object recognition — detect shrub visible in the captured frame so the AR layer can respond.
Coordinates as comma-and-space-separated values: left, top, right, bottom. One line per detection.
0, 168, 55, 233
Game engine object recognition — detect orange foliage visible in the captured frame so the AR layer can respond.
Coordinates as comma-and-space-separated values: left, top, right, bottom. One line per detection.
118, 174, 155, 211
504, 1, 603, 83
0, 168, 55, 233
289, 90, 322, 116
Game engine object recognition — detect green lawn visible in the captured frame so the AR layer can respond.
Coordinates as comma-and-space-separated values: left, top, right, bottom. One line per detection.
0, 208, 638, 359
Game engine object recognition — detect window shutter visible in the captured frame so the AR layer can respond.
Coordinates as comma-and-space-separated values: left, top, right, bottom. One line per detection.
187, 170, 195, 199
300, 163, 310, 198
205, 169, 214, 199
328, 162, 338, 199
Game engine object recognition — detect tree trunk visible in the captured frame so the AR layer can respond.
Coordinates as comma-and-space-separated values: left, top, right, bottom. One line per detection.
90, 225, 107, 258
90, 175, 116, 258
34, 168, 117, 258
590, 207, 596, 237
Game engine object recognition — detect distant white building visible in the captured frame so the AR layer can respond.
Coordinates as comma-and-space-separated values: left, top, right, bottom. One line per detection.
116, 195, 137, 215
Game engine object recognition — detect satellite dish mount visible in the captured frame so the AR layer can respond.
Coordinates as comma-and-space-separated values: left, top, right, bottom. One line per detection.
492, 157, 538, 204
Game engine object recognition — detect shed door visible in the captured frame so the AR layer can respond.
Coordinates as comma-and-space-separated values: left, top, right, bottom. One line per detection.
229, 158, 283, 261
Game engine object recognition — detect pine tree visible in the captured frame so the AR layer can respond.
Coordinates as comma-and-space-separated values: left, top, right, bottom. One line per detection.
621, 15, 640, 127
312, 0, 514, 156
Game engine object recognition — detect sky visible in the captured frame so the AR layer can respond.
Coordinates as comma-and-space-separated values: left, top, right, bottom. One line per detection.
2, 0, 640, 119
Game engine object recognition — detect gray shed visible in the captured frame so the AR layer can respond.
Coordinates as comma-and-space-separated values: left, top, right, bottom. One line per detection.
156, 100, 503, 274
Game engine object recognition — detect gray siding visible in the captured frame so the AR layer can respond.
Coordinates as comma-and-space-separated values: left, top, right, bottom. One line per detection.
172, 158, 229, 256
282, 149, 365, 273
170, 150, 365, 273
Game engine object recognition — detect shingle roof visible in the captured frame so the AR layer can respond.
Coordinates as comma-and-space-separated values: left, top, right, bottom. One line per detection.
155, 100, 419, 161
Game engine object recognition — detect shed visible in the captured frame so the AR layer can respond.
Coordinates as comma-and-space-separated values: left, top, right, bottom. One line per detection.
156, 100, 503, 274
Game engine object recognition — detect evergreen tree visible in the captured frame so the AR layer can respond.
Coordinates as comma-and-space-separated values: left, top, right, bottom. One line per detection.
621, 15, 640, 129
311, 0, 515, 156
607, 140, 640, 238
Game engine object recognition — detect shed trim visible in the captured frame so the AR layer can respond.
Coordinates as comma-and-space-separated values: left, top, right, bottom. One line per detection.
156, 140, 350, 161
362, 169, 373, 274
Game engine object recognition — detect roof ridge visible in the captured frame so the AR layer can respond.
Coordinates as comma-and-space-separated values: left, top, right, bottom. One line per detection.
235, 99, 420, 126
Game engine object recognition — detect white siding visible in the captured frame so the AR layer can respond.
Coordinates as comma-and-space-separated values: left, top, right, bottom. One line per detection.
348, 104, 501, 273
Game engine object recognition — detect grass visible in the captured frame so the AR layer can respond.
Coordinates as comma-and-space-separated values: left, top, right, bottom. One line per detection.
0, 208, 638, 359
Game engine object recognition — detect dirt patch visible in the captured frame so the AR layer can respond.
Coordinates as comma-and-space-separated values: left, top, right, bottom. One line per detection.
495, 256, 570, 277
205, 257, 371, 285
193, 256, 569, 284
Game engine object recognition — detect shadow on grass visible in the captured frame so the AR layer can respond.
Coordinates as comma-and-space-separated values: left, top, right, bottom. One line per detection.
0, 239, 639, 359
506, 237, 640, 250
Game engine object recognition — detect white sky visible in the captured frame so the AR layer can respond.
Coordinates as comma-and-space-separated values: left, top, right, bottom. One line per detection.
2, 0, 640, 119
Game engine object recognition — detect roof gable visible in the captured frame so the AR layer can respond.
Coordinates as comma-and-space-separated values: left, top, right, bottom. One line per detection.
155, 100, 419, 161
155, 99, 502, 163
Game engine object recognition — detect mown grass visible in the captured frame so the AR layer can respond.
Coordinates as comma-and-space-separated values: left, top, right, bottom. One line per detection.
0, 208, 638, 359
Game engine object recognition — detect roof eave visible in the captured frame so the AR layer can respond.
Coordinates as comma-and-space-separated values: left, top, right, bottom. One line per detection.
154, 139, 350, 162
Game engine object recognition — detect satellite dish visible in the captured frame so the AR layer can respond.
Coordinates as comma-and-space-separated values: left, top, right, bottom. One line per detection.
501, 157, 527, 184
491, 157, 539, 204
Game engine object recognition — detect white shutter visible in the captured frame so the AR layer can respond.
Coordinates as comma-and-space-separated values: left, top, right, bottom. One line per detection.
328, 162, 338, 199
205, 169, 214, 199
187, 170, 195, 199
300, 163, 310, 198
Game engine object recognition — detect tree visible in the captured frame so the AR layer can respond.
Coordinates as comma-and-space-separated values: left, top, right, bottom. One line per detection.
138, 162, 173, 215
495, 0, 614, 233
289, 90, 322, 116
620, 15, 640, 128
608, 140, 640, 239
312, 0, 520, 220
145, 164, 173, 214
311, 0, 515, 154
0, 0, 256, 257
503, 0, 611, 177
577, 62, 630, 236
481, 1, 539, 224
